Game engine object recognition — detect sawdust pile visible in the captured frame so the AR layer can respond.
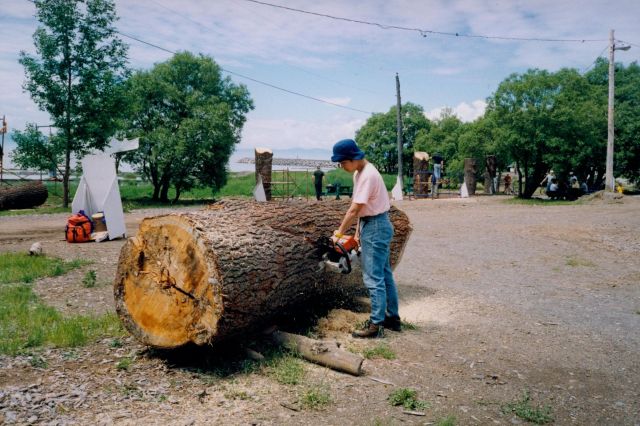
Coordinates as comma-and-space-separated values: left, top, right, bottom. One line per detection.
316, 309, 369, 336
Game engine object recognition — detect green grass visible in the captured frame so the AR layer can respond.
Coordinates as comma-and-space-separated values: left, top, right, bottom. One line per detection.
400, 320, 418, 330
116, 357, 133, 371
388, 388, 429, 411
565, 256, 595, 267
362, 343, 396, 360
299, 385, 331, 410
435, 415, 457, 426
263, 353, 305, 385
501, 391, 554, 424
0, 252, 87, 284
504, 197, 575, 206
82, 270, 97, 288
0, 283, 126, 355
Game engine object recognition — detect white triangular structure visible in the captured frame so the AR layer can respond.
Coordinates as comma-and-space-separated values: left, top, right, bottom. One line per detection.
460, 180, 469, 198
253, 175, 267, 202
391, 175, 403, 201
71, 154, 126, 239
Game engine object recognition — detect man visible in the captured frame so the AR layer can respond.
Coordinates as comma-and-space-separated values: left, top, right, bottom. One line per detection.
431, 153, 444, 199
330, 139, 400, 338
313, 165, 325, 201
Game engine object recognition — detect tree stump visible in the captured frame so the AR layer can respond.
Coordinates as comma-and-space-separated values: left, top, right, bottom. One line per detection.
412, 152, 430, 198
255, 148, 273, 201
114, 199, 411, 349
464, 158, 477, 196
0, 182, 48, 210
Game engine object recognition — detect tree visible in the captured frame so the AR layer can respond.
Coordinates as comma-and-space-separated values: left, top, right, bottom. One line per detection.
355, 103, 431, 175
11, 124, 64, 176
124, 52, 253, 202
487, 68, 605, 198
19, 0, 129, 207
586, 58, 640, 184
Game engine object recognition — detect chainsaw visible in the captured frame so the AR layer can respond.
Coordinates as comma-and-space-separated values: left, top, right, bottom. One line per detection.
316, 235, 361, 274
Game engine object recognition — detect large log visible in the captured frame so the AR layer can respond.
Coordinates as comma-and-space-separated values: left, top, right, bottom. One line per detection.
0, 181, 48, 210
114, 199, 411, 349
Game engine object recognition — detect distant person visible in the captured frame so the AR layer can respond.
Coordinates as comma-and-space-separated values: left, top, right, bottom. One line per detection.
313, 165, 325, 201
503, 174, 513, 195
431, 153, 444, 199
541, 169, 555, 193
580, 181, 588, 193
549, 178, 559, 192
569, 171, 579, 189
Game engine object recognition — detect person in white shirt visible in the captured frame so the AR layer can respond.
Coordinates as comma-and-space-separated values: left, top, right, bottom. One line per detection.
331, 139, 400, 338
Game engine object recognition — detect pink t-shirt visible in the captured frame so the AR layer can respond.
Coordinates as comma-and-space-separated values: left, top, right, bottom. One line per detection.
352, 162, 390, 217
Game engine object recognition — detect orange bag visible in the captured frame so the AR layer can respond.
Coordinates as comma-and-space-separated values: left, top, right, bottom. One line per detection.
66, 211, 93, 243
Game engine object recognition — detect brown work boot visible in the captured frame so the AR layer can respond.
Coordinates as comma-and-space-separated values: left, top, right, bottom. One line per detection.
352, 320, 384, 338
384, 315, 402, 332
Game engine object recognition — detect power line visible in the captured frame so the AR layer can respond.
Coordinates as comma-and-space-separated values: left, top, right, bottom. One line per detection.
149, 0, 384, 97
581, 45, 609, 73
242, 0, 607, 43
117, 32, 374, 114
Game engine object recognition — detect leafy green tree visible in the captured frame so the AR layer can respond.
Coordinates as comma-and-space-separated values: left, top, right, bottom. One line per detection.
355, 103, 431, 175
586, 58, 640, 184
124, 52, 253, 202
487, 68, 605, 197
19, 0, 129, 207
11, 124, 64, 176
414, 108, 468, 180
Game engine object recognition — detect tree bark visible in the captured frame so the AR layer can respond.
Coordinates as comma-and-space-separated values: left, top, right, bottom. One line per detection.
412, 152, 429, 198
114, 199, 411, 349
464, 158, 477, 195
255, 148, 273, 201
484, 155, 497, 194
0, 182, 48, 210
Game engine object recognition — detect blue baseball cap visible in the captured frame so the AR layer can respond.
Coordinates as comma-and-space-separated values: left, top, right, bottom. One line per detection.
331, 139, 365, 162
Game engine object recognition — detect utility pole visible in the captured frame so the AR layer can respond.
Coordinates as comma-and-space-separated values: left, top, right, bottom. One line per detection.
395, 73, 403, 183
0, 115, 6, 184
606, 29, 631, 191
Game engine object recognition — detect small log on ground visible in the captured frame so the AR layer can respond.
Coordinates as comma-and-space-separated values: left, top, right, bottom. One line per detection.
255, 148, 273, 201
114, 199, 411, 349
0, 182, 48, 210
272, 330, 364, 376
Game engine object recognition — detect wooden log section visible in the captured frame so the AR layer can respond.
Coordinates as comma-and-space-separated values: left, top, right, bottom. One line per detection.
114, 199, 411, 349
412, 152, 430, 198
0, 181, 48, 210
272, 330, 364, 376
255, 147, 273, 201
464, 158, 477, 196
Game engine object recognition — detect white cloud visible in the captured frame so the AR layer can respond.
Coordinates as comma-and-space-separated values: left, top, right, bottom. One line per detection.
239, 115, 366, 151
318, 97, 352, 106
426, 100, 486, 122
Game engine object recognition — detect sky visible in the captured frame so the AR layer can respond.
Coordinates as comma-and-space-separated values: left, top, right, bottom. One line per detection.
1, 0, 640, 163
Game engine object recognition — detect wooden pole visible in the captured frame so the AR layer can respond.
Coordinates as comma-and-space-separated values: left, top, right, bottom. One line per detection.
606, 29, 615, 192
396, 73, 403, 181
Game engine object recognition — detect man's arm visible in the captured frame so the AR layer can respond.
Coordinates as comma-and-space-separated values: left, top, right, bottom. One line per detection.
334, 202, 364, 239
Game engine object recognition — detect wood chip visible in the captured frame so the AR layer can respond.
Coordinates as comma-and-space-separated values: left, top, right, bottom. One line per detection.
369, 377, 395, 385
280, 402, 300, 412
402, 410, 426, 416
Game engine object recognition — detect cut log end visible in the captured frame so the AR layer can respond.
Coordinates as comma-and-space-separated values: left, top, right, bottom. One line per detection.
114, 214, 223, 348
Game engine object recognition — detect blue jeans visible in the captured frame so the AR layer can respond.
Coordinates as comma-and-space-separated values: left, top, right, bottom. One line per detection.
359, 212, 399, 325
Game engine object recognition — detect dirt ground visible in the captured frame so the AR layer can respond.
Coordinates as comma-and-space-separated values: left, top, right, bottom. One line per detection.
1, 195, 639, 425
